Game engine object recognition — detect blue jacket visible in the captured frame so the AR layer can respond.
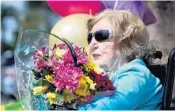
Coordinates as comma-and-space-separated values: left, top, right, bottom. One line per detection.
78, 58, 164, 110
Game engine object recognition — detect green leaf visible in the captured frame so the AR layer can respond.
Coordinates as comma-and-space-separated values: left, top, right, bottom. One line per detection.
43, 54, 49, 60
35, 79, 48, 86
56, 93, 64, 101
48, 84, 56, 92
32, 69, 41, 79
53, 44, 57, 49
5, 101, 23, 110
42, 69, 49, 75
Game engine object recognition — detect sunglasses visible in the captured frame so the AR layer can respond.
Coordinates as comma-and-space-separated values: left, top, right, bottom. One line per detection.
87, 30, 112, 44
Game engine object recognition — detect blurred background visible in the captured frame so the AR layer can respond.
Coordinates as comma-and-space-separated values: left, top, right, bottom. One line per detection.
1, 1, 59, 108
1, 0, 175, 110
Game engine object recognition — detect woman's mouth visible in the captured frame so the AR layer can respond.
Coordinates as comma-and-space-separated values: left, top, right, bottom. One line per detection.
92, 54, 101, 60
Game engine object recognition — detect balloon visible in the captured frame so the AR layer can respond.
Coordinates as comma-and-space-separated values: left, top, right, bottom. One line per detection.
47, 1, 101, 16
100, 1, 157, 25
49, 14, 92, 48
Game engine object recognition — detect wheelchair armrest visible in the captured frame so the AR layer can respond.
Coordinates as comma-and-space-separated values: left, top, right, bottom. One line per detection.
147, 64, 166, 85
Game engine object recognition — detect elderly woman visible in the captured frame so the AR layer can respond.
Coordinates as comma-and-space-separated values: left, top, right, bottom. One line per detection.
78, 9, 164, 110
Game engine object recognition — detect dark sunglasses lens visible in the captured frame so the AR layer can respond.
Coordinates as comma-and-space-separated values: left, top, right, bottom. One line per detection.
95, 30, 110, 41
88, 33, 93, 44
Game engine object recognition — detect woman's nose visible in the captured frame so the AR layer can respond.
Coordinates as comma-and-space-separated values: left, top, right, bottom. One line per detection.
89, 37, 98, 50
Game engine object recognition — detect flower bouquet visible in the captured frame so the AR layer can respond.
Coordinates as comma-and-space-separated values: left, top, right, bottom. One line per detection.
15, 29, 115, 110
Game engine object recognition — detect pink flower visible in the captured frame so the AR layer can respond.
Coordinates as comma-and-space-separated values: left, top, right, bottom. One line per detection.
51, 57, 62, 69
62, 45, 88, 65
49, 48, 56, 59
53, 63, 83, 92
34, 60, 48, 71
34, 47, 47, 61
34, 47, 48, 71
57, 44, 67, 50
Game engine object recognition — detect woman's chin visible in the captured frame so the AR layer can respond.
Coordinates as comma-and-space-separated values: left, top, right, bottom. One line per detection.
94, 62, 106, 69
92, 58, 108, 68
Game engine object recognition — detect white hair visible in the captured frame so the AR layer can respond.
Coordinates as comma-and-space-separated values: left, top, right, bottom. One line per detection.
87, 9, 154, 73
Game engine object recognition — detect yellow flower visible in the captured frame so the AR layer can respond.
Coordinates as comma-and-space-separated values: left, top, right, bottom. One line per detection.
32, 86, 48, 95
63, 89, 73, 103
46, 92, 57, 104
45, 75, 53, 83
75, 75, 95, 97
46, 92, 56, 99
48, 98, 54, 104
55, 49, 65, 59
85, 76, 95, 90
75, 76, 88, 97
86, 60, 102, 73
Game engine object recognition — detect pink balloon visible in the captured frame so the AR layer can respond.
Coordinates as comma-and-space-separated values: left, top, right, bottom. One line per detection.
47, 1, 101, 17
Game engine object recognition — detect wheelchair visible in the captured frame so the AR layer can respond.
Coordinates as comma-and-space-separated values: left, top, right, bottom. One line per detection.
145, 47, 175, 110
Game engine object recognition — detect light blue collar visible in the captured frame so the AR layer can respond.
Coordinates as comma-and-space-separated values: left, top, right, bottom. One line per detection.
109, 58, 146, 82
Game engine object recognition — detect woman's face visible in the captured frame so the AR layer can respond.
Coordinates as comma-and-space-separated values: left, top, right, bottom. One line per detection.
88, 18, 119, 70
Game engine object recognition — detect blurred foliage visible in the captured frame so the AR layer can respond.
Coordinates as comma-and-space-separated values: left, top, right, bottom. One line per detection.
1, 4, 19, 34
28, 1, 50, 10
1, 4, 19, 53
21, 11, 44, 29
1, 1, 58, 54
28, 1, 44, 8
21, 1, 51, 30
1, 101, 23, 110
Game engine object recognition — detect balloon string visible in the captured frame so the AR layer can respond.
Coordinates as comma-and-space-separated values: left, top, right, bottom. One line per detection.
89, 9, 92, 15
113, 0, 119, 10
